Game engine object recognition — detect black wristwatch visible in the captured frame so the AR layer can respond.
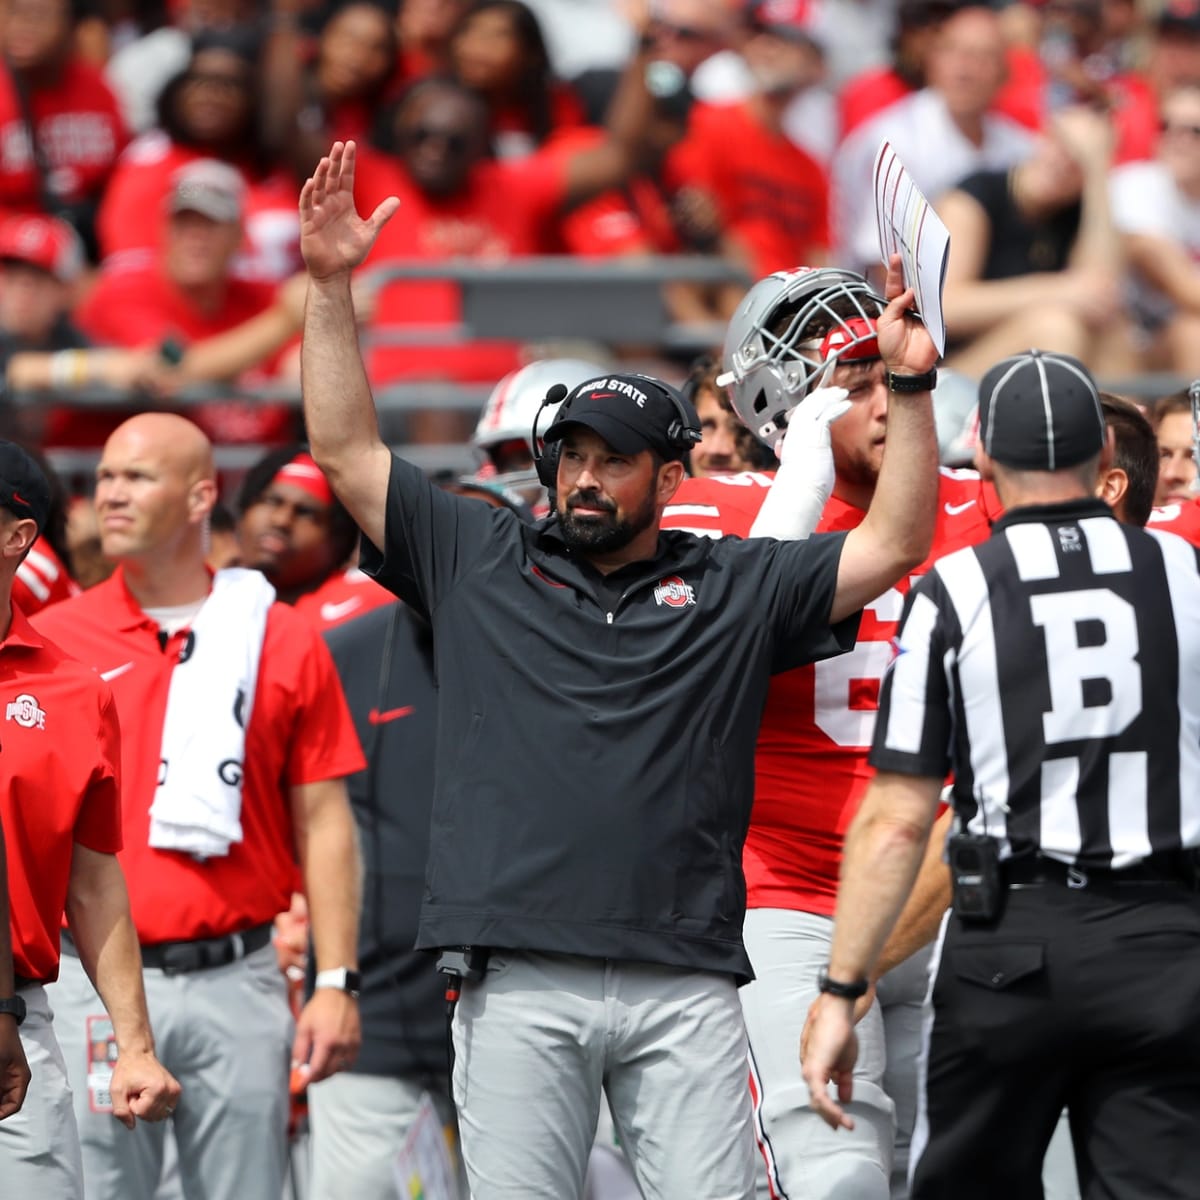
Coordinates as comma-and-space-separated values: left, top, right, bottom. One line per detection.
817, 968, 869, 1001
887, 367, 938, 394
0, 994, 26, 1026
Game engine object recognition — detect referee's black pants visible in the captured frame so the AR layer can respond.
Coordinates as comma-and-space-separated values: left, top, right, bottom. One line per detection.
910, 879, 1200, 1200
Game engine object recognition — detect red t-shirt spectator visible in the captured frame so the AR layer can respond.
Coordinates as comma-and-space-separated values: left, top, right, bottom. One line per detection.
97, 132, 302, 283
0, 58, 127, 216
355, 146, 568, 383
673, 100, 830, 280
71, 265, 295, 445
838, 67, 913, 141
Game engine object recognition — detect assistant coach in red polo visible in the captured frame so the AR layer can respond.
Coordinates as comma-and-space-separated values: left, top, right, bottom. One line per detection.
0, 441, 177, 1199
36, 413, 365, 1200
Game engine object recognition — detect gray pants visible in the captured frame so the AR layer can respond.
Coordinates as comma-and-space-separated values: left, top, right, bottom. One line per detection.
452, 951, 756, 1199
307, 1071, 463, 1200
0, 984, 84, 1199
742, 908, 894, 1200
48, 944, 293, 1200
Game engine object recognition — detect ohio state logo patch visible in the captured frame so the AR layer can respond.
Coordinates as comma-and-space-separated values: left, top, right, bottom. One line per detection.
6, 693, 45, 729
654, 576, 695, 608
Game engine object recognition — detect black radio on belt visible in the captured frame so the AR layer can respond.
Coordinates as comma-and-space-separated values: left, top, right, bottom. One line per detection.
948, 832, 1003, 922
436, 945, 490, 982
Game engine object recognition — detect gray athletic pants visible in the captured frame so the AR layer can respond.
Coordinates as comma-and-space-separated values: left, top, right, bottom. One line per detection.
48, 943, 293, 1200
451, 951, 756, 1199
0, 984, 84, 1199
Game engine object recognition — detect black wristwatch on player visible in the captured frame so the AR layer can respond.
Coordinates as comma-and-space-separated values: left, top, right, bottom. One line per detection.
0, 994, 27, 1026
887, 367, 938, 394
817, 968, 870, 1001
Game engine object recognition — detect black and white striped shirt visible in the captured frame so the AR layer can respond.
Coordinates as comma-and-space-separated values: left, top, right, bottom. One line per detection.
870, 498, 1200, 869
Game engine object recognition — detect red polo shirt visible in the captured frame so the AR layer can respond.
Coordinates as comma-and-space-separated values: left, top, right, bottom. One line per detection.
2, 603, 121, 982
35, 568, 365, 945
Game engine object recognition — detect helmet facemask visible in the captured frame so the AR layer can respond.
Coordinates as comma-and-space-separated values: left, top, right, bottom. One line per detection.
720, 268, 886, 446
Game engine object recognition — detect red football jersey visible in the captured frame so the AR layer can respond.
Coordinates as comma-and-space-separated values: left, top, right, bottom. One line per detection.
662, 468, 1001, 914
292, 567, 394, 631
1147, 498, 1200, 546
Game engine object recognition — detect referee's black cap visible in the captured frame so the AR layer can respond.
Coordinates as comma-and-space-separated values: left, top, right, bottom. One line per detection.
977, 349, 1106, 472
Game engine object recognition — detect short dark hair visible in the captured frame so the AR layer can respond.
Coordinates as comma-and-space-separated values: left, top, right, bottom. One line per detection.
1150, 389, 1192, 429
236, 444, 359, 567
1100, 392, 1158, 527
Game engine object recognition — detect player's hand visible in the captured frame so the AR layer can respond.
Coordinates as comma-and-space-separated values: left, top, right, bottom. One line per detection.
272, 891, 309, 976
299, 141, 400, 282
110, 1049, 181, 1129
0, 1016, 30, 1120
875, 252, 938, 377
800, 993, 859, 1131
292, 988, 361, 1085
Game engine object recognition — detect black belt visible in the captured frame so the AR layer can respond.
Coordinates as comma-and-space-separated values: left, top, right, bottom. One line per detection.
1004, 852, 1200, 891
62, 922, 273, 976
13, 974, 40, 991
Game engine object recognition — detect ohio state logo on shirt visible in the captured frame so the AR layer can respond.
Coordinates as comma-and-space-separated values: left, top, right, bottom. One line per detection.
6, 693, 45, 729
654, 576, 696, 608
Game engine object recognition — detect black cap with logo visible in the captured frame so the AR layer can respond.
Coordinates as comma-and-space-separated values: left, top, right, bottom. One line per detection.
542, 373, 700, 461
0, 442, 50, 532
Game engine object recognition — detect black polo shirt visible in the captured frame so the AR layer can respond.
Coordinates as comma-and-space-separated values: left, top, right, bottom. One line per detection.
362, 453, 860, 981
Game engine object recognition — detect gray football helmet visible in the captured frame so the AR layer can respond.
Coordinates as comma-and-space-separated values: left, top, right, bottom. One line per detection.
719, 267, 886, 445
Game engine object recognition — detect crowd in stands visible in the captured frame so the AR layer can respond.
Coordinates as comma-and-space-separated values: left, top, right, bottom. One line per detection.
0, 0, 1194, 546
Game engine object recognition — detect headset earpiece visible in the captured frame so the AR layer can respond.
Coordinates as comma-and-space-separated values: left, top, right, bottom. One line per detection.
531, 382, 571, 491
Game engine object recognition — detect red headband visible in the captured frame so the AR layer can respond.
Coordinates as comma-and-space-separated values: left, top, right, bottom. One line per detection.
819, 317, 879, 363
272, 452, 334, 506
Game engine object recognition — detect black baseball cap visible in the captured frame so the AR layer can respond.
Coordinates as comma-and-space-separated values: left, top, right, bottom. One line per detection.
542, 373, 699, 461
0, 441, 49, 532
977, 349, 1106, 471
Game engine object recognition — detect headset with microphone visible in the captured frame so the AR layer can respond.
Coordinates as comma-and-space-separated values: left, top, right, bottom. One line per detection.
530, 375, 702, 491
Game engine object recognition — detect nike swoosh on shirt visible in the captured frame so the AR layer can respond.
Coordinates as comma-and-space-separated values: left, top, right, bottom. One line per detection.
943, 500, 977, 516
100, 662, 135, 681
368, 706, 414, 725
320, 598, 363, 622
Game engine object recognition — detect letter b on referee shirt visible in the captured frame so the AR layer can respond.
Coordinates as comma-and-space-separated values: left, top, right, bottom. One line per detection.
1029, 589, 1141, 742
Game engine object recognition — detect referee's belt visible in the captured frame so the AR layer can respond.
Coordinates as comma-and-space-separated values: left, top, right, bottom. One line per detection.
62, 922, 273, 975
1004, 852, 1200, 892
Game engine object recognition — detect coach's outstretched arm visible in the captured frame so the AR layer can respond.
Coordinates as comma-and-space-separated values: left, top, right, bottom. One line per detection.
830, 254, 940, 624
300, 141, 400, 552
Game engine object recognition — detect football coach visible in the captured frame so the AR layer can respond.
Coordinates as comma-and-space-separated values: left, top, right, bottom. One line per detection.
297, 140, 941, 1200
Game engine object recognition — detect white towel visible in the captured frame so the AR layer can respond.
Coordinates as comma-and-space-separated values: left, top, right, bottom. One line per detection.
148, 568, 276, 859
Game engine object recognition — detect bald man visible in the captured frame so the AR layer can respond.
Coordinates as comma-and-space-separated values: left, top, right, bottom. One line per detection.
36, 414, 366, 1200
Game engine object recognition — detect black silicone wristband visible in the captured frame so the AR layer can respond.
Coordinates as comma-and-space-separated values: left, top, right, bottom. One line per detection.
887, 367, 938, 394
817, 968, 870, 1000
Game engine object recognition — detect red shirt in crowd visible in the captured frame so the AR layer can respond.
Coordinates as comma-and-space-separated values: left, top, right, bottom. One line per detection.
292, 566, 394, 631
13, 537, 78, 615
673, 101, 830, 280
1148, 499, 1200, 545
35, 569, 365, 945
3, 602, 121, 982
355, 146, 568, 383
0, 58, 127, 216
96, 133, 302, 283
663, 467, 1000, 915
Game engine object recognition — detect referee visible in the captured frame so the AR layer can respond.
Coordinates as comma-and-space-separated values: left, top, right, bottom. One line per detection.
803, 349, 1200, 1199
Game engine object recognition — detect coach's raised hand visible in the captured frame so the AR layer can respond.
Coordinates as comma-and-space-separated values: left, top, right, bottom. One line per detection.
299, 141, 400, 281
